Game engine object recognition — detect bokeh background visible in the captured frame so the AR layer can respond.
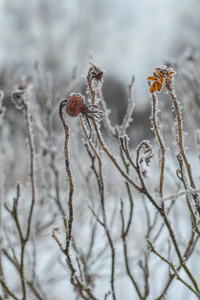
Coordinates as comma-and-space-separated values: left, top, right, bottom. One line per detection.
1, 0, 200, 145
1, 0, 200, 103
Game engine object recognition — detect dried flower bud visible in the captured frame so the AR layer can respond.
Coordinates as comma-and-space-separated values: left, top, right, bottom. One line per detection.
89, 62, 104, 84
11, 77, 32, 110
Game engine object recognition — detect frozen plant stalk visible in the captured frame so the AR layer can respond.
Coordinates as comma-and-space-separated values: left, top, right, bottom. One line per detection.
148, 66, 200, 212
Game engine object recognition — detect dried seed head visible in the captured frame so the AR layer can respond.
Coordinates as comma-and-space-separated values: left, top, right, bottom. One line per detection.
63, 92, 103, 139
89, 62, 104, 84
66, 93, 85, 117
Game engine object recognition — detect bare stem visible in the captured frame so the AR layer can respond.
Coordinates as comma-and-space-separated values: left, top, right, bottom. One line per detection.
149, 84, 166, 206
23, 102, 36, 242
148, 240, 200, 299
120, 76, 135, 135
80, 117, 117, 300
166, 84, 200, 212
58, 100, 74, 254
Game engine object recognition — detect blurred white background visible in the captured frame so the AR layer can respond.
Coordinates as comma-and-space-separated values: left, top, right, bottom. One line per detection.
1, 0, 200, 108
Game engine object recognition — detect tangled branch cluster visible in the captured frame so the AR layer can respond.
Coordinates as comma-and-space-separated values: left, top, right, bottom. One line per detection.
0, 58, 200, 300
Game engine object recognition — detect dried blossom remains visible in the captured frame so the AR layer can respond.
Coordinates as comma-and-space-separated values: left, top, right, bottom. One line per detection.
147, 66, 175, 94
88, 62, 104, 84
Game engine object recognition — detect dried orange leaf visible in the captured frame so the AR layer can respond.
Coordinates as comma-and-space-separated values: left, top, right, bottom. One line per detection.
157, 82, 162, 91
155, 70, 163, 77
147, 76, 157, 81
158, 77, 165, 84
150, 82, 157, 93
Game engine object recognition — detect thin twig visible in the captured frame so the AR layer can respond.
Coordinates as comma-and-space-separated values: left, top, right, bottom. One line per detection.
149, 84, 166, 209
148, 240, 200, 299
58, 100, 74, 253
120, 76, 135, 135
166, 81, 200, 212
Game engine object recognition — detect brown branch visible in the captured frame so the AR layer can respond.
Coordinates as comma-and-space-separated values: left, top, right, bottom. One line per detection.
80, 117, 117, 300
120, 76, 135, 135
56, 101, 100, 300
120, 200, 143, 298
58, 99, 74, 253
148, 240, 200, 299
166, 82, 200, 212
149, 84, 166, 208
0, 279, 20, 300
22, 101, 36, 242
